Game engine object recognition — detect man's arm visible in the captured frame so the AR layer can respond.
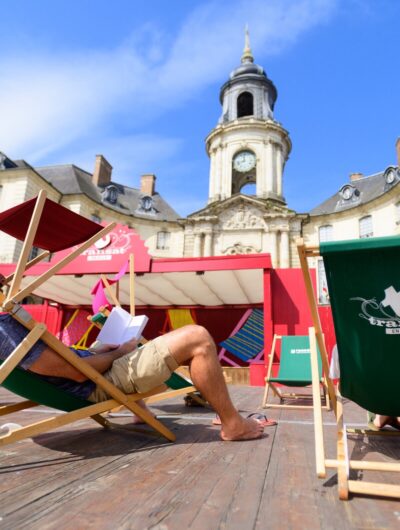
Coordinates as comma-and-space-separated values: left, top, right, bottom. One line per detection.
28, 338, 139, 382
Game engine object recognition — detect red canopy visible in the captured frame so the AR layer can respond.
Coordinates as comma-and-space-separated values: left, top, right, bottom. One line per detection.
0, 197, 103, 252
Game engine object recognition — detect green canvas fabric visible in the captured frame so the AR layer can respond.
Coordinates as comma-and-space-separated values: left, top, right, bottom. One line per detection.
0, 360, 90, 412
269, 336, 322, 387
0, 361, 192, 413
164, 372, 193, 390
320, 235, 400, 416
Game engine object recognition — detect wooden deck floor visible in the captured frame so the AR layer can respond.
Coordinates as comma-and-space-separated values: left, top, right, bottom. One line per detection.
0, 385, 399, 530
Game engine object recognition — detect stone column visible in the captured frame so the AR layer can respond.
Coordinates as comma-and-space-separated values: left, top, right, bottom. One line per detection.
204, 232, 213, 257
193, 233, 202, 257
266, 140, 274, 196
208, 149, 216, 202
257, 142, 267, 197
276, 145, 283, 197
269, 230, 278, 268
280, 230, 290, 268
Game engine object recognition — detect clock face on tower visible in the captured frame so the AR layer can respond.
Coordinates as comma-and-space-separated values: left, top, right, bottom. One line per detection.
233, 150, 256, 173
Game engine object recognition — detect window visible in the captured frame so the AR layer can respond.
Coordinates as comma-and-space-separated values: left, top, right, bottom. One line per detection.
318, 260, 329, 305
156, 231, 170, 250
28, 246, 39, 261
237, 91, 253, 118
396, 202, 400, 225
103, 185, 118, 204
91, 213, 101, 223
318, 225, 333, 243
359, 215, 373, 238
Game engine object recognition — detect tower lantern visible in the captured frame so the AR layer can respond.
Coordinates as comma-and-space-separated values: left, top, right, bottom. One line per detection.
206, 27, 291, 204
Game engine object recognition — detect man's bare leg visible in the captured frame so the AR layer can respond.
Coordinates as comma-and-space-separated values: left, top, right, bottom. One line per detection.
162, 325, 264, 441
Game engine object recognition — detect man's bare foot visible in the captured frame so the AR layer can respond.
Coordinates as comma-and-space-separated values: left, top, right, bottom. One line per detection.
220, 417, 264, 441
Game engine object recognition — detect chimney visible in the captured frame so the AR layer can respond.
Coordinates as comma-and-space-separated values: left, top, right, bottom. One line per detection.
140, 174, 156, 196
349, 172, 363, 182
92, 155, 112, 187
396, 137, 400, 167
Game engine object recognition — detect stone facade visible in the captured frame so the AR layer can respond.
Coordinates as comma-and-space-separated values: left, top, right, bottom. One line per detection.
0, 34, 399, 272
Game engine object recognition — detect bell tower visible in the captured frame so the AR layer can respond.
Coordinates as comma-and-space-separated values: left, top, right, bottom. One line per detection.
206, 27, 291, 204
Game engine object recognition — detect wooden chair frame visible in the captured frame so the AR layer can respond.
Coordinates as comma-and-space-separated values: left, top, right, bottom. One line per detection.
0, 190, 177, 445
298, 239, 400, 500
262, 334, 330, 410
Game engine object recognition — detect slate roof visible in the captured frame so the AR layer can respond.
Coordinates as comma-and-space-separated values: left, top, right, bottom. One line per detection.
310, 168, 400, 216
35, 164, 181, 222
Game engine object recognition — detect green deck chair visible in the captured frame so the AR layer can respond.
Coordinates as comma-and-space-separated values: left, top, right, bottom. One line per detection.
298, 236, 400, 501
262, 335, 329, 410
0, 358, 175, 444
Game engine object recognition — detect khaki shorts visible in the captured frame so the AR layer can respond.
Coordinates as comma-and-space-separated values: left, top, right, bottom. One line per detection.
87, 335, 178, 402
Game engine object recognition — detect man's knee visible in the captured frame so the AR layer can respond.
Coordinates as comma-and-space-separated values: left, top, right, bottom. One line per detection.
184, 325, 216, 356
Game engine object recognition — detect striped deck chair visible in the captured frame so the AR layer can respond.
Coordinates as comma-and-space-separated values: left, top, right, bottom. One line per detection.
161, 308, 197, 333
218, 309, 264, 367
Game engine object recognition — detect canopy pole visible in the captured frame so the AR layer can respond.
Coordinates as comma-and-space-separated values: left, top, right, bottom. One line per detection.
101, 274, 121, 307
8, 190, 47, 300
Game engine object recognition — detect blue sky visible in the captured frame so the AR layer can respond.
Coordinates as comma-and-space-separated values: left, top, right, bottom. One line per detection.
0, 0, 399, 216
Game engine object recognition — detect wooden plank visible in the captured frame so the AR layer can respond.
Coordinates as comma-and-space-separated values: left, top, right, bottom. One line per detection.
0, 386, 399, 529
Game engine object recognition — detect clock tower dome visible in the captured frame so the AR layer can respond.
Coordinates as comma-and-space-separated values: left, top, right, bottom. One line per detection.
206, 28, 291, 203
184, 29, 304, 267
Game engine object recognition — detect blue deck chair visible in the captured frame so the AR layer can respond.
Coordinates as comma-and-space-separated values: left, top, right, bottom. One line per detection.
218, 309, 264, 367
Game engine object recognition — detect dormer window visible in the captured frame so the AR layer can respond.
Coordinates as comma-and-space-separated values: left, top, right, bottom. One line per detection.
137, 195, 157, 215
384, 166, 399, 186
340, 185, 355, 200
237, 91, 253, 118
103, 184, 118, 204
141, 196, 153, 211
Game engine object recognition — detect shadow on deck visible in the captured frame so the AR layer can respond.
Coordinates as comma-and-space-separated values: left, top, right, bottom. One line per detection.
0, 386, 399, 530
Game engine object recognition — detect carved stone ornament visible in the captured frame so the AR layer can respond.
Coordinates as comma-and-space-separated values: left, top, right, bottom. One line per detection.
221, 204, 265, 230
222, 243, 260, 255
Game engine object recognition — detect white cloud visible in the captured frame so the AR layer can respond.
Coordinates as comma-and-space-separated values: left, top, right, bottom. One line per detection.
67, 134, 184, 181
0, 0, 337, 171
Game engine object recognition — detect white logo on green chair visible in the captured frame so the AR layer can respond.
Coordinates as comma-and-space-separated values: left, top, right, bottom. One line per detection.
351, 285, 400, 334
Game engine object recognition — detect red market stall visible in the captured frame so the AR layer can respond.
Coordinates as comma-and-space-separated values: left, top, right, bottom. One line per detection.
0, 224, 335, 385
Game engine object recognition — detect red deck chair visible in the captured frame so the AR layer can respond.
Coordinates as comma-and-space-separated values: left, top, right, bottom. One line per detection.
0, 190, 175, 446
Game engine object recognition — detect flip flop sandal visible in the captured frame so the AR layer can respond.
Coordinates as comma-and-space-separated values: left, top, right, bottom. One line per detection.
247, 413, 277, 427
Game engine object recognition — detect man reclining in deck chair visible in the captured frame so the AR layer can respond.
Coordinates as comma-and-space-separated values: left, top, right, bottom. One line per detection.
0, 296, 264, 442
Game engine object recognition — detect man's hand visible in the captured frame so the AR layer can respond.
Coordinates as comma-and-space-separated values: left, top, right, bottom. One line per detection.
113, 337, 139, 356
90, 338, 139, 359
90, 342, 119, 354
